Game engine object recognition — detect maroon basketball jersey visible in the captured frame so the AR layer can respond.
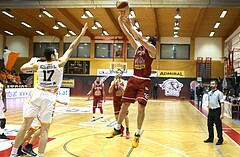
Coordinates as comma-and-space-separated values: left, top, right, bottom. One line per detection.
93, 82, 104, 97
134, 45, 154, 78
113, 79, 125, 102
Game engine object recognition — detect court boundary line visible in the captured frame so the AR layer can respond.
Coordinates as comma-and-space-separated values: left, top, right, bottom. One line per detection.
126, 130, 144, 157
189, 100, 240, 149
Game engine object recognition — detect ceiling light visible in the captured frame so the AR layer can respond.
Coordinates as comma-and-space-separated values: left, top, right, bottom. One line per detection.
174, 21, 180, 30
36, 30, 44, 36
129, 9, 136, 18
174, 26, 180, 30
57, 21, 66, 28
214, 22, 220, 28
138, 30, 142, 36
220, 10, 227, 18
174, 8, 181, 19
134, 21, 140, 28
43, 10, 54, 18
65, 33, 71, 37
21, 21, 32, 28
95, 21, 102, 28
92, 25, 98, 30
174, 31, 178, 35
38, 9, 44, 18
102, 29, 109, 36
69, 30, 76, 36
2, 10, 14, 18
173, 34, 178, 38
85, 10, 93, 18
81, 14, 88, 19
4, 30, 13, 36
209, 31, 215, 37
81, 9, 88, 19
53, 21, 59, 29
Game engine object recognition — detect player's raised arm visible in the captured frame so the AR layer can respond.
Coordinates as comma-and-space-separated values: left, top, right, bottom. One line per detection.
58, 23, 88, 67
123, 17, 157, 57
20, 57, 40, 72
118, 13, 138, 49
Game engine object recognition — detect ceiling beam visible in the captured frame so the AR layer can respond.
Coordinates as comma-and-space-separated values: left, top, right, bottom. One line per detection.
154, 8, 160, 39
57, 8, 94, 38
191, 8, 206, 38
225, 20, 240, 39
0, 20, 32, 37
105, 8, 125, 38
12, 9, 63, 39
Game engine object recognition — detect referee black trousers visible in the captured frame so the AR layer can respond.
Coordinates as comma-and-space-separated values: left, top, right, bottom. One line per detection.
207, 108, 223, 141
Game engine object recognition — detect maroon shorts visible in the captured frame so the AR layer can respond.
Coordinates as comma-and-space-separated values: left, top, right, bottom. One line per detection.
113, 100, 122, 115
93, 96, 103, 108
113, 100, 129, 115
121, 76, 151, 106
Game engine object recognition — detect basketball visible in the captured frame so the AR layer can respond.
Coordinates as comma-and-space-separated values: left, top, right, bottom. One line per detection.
116, 0, 129, 11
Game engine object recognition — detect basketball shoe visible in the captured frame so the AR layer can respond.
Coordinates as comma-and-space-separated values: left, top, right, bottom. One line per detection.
132, 134, 140, 148
126, 131, 130, 139
106, 126, 123, 138
23, 144, 37, 156
120, 126, 125, 137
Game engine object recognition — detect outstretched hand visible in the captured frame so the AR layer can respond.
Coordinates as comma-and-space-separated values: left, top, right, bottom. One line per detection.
81, 23, 88, 36
122, 16, 132, 27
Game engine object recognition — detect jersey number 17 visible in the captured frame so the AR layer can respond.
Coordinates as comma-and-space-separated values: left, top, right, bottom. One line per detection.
43, 70, 54, 81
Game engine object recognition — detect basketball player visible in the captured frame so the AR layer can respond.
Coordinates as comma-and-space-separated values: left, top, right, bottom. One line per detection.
10, 23, 88, 157
106, 13, 157, 148
0, 80, 9, 140
108, 70, 130, 139
87, 77, 106, 121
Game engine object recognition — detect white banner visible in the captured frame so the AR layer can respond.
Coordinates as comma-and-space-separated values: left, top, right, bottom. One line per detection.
5, 88, 70, 100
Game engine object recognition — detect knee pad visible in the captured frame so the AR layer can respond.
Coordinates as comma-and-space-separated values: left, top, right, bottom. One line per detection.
0, 118, 6, 129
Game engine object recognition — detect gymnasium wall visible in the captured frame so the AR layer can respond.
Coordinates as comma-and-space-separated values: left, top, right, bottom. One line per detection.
1, 35, 224, 78
6, 36, 29, 57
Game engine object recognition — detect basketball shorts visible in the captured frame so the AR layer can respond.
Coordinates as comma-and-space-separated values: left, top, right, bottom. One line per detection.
122, 76, 151, 106
93, 96, 103, 108
24, 89, 57, 124
113, 100, 129, 115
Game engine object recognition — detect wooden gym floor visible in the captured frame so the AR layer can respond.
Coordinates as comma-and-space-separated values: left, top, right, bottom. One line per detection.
1, 97, 240, 157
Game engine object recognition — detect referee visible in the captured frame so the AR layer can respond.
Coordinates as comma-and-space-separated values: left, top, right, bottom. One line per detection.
204, 80, 224, 145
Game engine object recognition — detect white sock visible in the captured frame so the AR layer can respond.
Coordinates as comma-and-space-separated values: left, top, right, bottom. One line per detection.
136, 129, 141, 135
37, 154, 44, 157
10, 147, 18, 156
93, 114, 96, 118
115, 124, 121, 130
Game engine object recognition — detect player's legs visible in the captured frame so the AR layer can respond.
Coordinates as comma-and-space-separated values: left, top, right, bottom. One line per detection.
0, 101, 8, 139
106, 102, 130, 138
37, 123, 50, 154
22, 128, 40, 156
124, 114, 130, 139
10, 118, 34, 156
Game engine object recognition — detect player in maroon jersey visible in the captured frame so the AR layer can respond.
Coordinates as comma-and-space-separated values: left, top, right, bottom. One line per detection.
106, 12, 157, 148
108, 70, 130, 139
87, 77, 106, 121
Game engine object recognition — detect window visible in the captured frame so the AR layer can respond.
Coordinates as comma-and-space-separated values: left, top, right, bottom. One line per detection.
95, 43, 123, 58
64, 43, 90, 58
127, 43, 135, 59
33, 43, 59, 57
160, 44, 190, 60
